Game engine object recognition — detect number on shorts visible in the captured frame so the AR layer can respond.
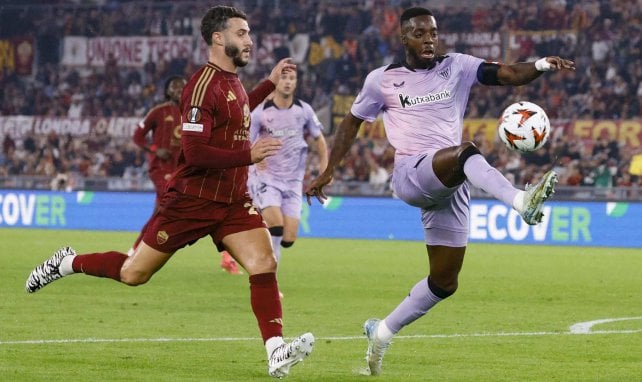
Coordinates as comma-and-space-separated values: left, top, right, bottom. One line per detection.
244, 202, 259, 215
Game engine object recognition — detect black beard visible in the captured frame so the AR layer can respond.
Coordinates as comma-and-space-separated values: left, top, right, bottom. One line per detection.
407, 50, 436, 70
225, 44, 248, 67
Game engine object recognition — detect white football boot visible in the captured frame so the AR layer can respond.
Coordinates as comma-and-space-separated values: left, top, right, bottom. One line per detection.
518, 170, 558, 225
268, 332, 314, 378
364, 318, 391, 376
26, 246, 76, 293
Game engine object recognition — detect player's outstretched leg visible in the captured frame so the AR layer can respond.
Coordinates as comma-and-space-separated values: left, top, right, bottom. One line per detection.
26, 246, 76, 293
268, 332, 314, 378
363, 318, 391, 376
517, 170, 558, 225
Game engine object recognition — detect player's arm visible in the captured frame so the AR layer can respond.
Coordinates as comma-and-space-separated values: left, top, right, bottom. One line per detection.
314, 134, 329, 173
248, 80, 275, 111
132, 111, 155, 152
305, 112, 362, 204
478, 56, 575, 86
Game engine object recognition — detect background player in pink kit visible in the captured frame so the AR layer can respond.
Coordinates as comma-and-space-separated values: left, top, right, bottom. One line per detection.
306, 7, 575, 376
244, 69, 328, 273
26, 6, 313, 379
130, 76, 186, 255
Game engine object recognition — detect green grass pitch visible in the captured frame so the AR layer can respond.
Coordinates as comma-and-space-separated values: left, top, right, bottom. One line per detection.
1, 228, 640, 381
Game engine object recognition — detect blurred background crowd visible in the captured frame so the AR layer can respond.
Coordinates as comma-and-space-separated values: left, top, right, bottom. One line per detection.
0, 0, 641, 198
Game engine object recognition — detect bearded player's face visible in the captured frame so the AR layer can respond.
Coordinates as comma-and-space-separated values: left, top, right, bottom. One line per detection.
224, 18, 252, 67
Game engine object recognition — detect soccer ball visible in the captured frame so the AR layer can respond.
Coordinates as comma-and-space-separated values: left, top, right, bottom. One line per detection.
497, 101, 550, 153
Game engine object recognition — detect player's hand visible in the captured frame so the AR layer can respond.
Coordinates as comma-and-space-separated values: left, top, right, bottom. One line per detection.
544, 56, 575, 71
268, 58, 296, 85
156, 148, 171, 160
305, 171, 333, 205
251, 137, 282, 163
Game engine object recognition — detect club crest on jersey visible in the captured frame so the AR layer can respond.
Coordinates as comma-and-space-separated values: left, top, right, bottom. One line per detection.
157, 230, 169, 245
438, 67, 451, 79
187, 107, 202, 123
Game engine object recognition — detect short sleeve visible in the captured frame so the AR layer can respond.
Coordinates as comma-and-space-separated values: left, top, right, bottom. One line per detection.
456, 53, 485, 87
302, 101, 323, 138
350, 68, 385, 122
249, 105, 263, 143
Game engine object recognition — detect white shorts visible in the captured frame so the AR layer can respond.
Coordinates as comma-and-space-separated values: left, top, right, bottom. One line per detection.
249, 181, 303, 219
392, 153, 470, 247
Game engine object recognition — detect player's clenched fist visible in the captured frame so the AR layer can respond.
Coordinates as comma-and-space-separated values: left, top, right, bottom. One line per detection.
251, 137, 282, 163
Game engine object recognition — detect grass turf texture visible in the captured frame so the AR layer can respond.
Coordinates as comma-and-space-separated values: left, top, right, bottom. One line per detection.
1, 228, 640, 381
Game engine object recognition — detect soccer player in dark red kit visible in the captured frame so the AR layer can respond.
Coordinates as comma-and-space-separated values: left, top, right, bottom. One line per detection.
26, 5, 314, 378
129, 76, 186, 255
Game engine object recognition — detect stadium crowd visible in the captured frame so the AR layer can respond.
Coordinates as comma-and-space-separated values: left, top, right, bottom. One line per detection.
1, 0, 641, 195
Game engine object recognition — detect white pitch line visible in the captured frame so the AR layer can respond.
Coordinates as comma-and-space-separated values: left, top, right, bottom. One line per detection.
569, 316, 642, 334
1, 328, 641, 346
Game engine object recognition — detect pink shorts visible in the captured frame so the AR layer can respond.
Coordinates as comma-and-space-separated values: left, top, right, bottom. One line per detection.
142, 190, 266, 253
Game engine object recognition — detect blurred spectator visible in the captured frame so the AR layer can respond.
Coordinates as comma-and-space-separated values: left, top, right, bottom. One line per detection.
0, 0, 640, 194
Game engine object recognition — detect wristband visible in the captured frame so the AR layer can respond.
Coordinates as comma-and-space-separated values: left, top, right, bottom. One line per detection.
534, 58, 552, 72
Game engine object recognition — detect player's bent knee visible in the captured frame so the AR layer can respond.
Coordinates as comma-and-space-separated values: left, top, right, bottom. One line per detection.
428, 276, 457, 298
120, 271, 152, 286
268, 226, 284, 237
457, 141, 481, 169
244, 254, 277, 274
281, 240, 294, 248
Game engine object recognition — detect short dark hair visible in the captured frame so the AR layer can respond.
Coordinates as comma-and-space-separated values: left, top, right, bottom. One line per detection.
164, 75, 183, 100
400, 7, 433, 27
200, 5, 247, 46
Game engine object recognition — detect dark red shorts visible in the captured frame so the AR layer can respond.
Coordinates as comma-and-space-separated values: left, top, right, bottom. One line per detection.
141, 189, 266, 253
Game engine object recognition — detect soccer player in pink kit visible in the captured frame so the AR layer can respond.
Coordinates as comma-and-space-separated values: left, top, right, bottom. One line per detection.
26, 6, 313, 378
306, 7, 575, 376
247, 69, 328, 268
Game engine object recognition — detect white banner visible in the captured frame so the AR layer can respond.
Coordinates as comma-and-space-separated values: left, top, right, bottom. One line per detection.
0, 116, 139, 138
61, 36, 196, 67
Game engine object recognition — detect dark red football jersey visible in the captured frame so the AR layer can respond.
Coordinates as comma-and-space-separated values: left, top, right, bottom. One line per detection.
169, 62, 273, 204
133, 102, 182, 179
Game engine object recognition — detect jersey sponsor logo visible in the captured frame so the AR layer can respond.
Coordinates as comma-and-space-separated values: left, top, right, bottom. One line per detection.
226, 90, 237, 101
157, 230, 169, 245
234, 128, 249, 141
398, 89, 452, 108
182, 122, 204, 132
187, 107, 202, 123
268, 128, 297, 137
438, 67, 451, 79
